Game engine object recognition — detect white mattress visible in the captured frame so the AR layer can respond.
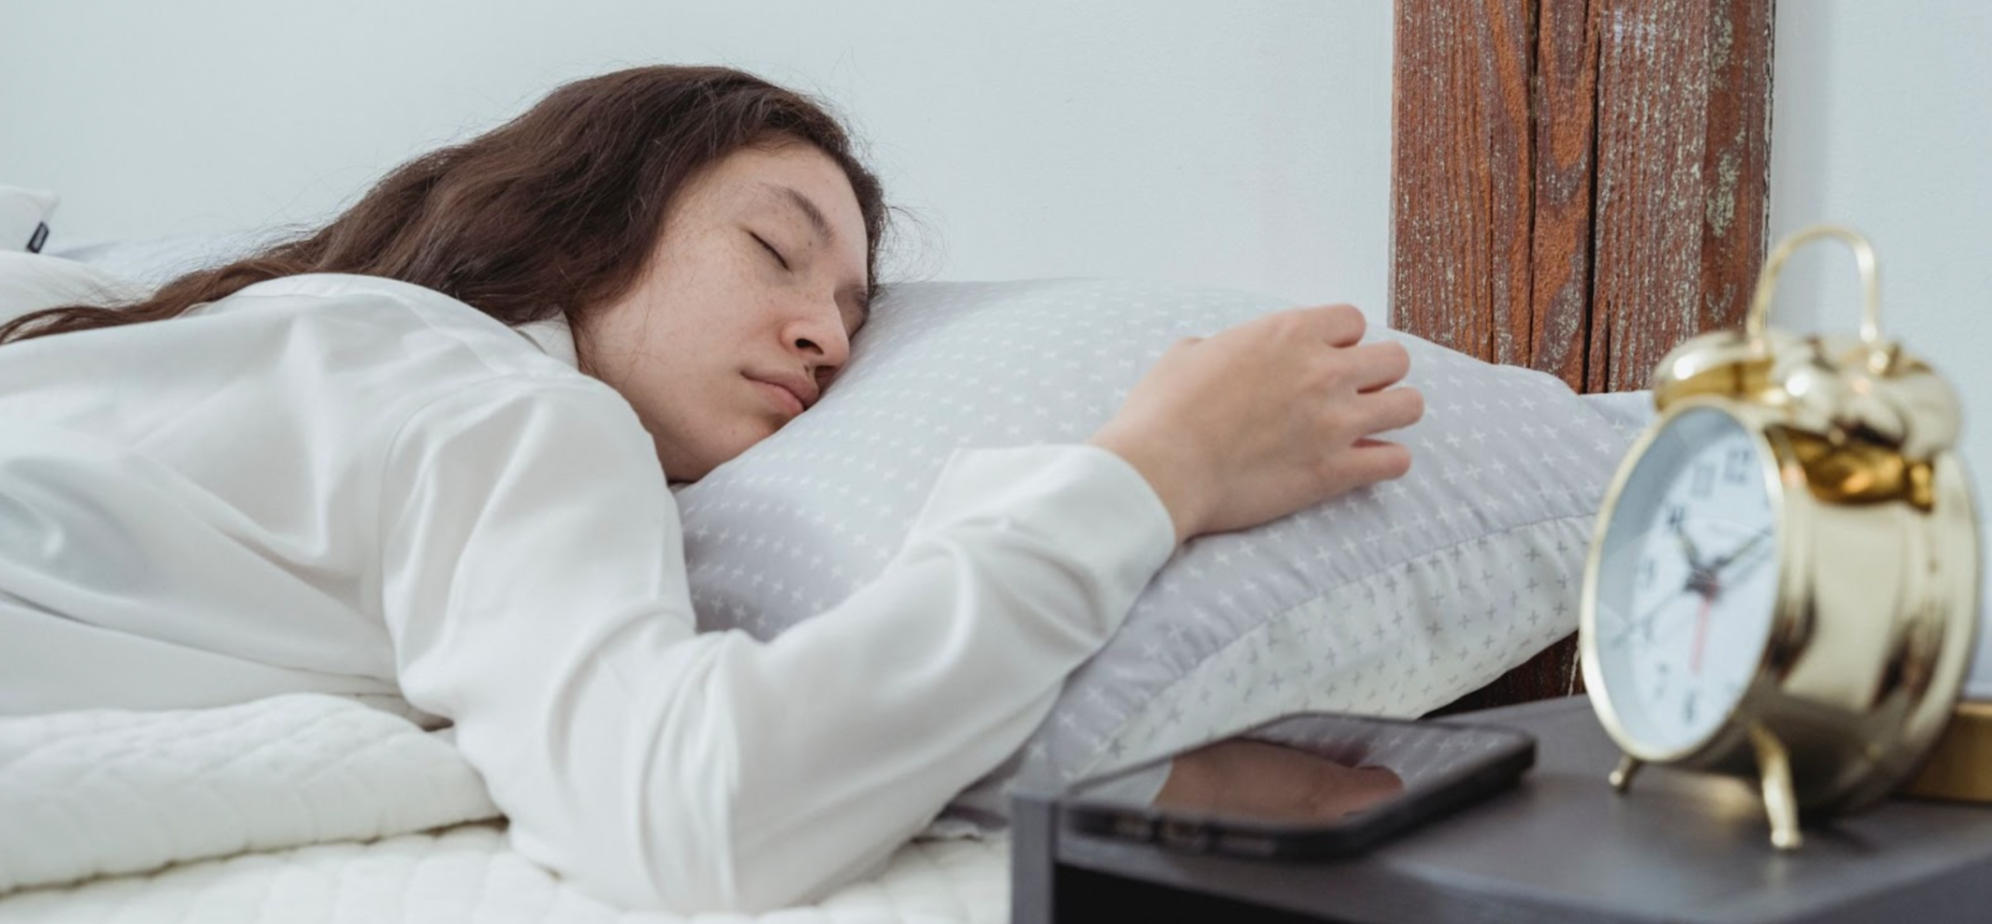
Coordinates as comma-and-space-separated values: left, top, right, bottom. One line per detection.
0, 825, 1008, 924
0, 694, 1006, 923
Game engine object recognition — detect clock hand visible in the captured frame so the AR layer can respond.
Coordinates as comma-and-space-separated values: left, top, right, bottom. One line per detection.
1606, 607, 1655, 650
1612, 585, 1694, 649
1604, 612, 1642, 650
1673, 518, 1707, 573
1605, 521, 1734, 653
1709, 528, 1773, 575
1669, 537, 1775, 668
1690, 592, 1711, 675
1715, 539, 1777, 588
1655, 537, 1772, 665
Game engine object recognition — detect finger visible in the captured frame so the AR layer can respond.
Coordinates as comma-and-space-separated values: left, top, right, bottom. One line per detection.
1345, 440, 1413, 484
1285, 303, 1367, 347
1357, 386, 1425, 434
1346, 341, 1411, 393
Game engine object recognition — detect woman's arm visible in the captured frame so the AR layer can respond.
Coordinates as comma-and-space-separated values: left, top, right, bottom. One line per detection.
378, 303, 1421, 913
376, 376, 1173, 913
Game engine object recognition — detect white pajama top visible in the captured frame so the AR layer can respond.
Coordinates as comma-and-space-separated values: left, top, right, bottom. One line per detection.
0, 272, 1175, 912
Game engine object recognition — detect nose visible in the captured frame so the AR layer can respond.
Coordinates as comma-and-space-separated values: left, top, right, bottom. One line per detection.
785, 295, 851, 377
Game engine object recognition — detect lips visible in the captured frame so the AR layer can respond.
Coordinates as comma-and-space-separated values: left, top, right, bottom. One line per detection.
747, 372, 818, 417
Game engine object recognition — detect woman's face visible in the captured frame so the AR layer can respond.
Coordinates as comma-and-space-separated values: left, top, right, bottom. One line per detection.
579, 141, 871, 482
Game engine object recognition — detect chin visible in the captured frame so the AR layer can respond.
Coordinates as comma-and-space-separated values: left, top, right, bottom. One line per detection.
689, 429, 779, 480
659, 444, 721, 484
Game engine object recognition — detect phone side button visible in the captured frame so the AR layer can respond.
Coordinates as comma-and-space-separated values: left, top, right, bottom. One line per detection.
1216, 831, 1280, 857
1111, 815, 1156, 841
1158, 818, 1211, 852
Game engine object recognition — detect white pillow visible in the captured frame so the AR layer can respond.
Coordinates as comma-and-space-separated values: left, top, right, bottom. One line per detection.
674, 279, 1643, 812
0, 252, 145, 328
0, 186, 58, 254
47, 228, 281, 290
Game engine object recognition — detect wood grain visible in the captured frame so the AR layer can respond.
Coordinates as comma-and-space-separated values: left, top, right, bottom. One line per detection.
1388, 0, 1534, 367
1393, 0, 1774, 712
1529, 0, 1602, 390
1589, 0, 1774, 393
1699, 0, 1775, 350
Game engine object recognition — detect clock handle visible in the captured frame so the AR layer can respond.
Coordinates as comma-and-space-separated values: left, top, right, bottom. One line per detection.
1749, 723, 1805, 850
1745, 224, 1887, 374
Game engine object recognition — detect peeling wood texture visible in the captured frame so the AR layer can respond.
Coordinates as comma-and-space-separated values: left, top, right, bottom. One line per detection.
1393, 0, 1774, 712
1389, 0, 1535, 367
1530, 0, 1602, 388
1589, 0, 1775, 392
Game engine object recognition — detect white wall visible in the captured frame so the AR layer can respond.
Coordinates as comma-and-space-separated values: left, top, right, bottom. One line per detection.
7, 2, 1986, 668
0, 0, 1393, 317
1768, 2, 1992, 685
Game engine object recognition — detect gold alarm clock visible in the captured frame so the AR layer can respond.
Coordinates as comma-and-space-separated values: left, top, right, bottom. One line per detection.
1578, 225, 1981, 849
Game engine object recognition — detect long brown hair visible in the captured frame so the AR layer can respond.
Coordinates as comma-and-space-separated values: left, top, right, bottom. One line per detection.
0, 66, 886, 345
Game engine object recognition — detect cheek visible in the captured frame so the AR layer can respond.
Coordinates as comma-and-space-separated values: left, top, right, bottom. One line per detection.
582, 305, 699, 426
584, 252, 787, 444
645, 253, 775, 349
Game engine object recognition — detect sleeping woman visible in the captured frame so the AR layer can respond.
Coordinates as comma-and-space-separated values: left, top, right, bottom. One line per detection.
0, 66, 1423, 911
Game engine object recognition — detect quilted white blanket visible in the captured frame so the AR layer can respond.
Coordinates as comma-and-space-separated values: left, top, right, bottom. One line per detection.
0, 695, 1007, 923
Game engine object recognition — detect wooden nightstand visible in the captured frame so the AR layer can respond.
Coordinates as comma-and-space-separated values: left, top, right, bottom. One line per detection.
1012, 697, 1992, 923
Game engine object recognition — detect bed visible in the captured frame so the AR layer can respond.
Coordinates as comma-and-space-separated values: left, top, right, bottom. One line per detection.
0, 3, 1773, 920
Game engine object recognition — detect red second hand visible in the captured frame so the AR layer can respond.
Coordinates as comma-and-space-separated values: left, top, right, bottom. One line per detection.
1690, 594, 1711, 675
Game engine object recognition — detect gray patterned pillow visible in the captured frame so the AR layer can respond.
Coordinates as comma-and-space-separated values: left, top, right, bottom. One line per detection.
674, 279, 1640, 807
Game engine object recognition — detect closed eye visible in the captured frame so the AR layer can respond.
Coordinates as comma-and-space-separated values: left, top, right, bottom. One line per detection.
749, 232, 791, 271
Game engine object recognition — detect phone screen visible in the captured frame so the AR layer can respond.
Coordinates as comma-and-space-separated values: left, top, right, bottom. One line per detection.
1062, 713, 1534, 858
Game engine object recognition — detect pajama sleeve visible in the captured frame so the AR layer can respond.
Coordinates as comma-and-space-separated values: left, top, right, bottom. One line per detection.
376, 375, 1175, 913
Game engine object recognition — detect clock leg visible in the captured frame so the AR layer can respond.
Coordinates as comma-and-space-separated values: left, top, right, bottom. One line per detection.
1749, 724, 1804, 850
1609, 754, 1642, 792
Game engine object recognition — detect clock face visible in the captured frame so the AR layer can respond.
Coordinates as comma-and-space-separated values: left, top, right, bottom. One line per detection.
1590, 406, 1782, 757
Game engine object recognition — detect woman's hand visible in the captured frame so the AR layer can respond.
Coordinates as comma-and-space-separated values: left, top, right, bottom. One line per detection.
1089, 304, 1424, 544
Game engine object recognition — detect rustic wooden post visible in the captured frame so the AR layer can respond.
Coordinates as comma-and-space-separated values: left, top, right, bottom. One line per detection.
1392, 0, 1775, 710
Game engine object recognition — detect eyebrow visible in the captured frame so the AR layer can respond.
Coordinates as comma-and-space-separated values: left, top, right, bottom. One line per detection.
767, 183, 835, 247
763, 182, 872, 320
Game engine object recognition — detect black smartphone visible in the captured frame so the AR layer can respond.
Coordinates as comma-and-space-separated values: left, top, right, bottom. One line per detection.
1061, 712, 1534, 860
